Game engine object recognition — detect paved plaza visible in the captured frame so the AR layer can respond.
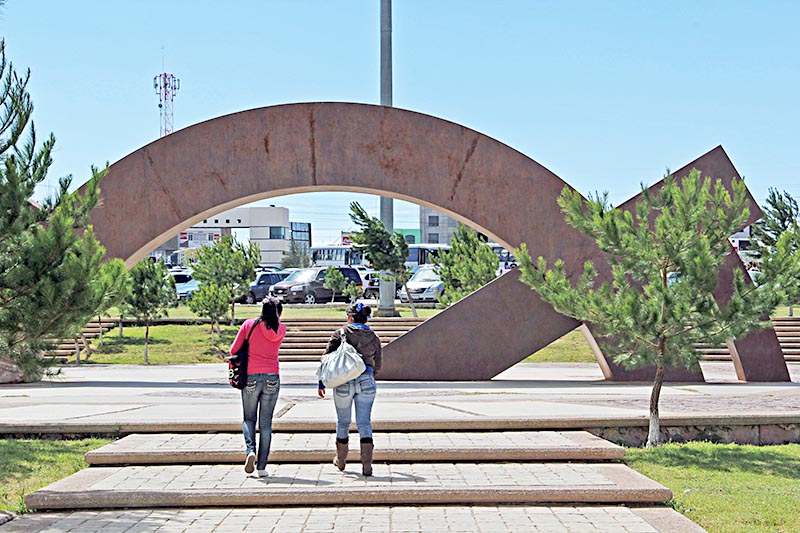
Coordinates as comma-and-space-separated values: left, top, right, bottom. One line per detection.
0, 506, 703, 533
1, 360, 798, 532
1, 361, 798, 434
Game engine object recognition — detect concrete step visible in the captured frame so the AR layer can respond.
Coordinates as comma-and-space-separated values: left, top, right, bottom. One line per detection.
283, 330, 407, 337
25, 462, 671, 510
282, 318, 425, 323
286, 323, 420, 328
279, 342, 328, 349
279, 355, 326, 362
84, 431, 624, 466
48, 350, 82, 357
0, 506, 704, 532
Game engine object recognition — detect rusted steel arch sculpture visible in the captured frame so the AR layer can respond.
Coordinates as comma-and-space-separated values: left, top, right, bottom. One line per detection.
85, 102, 789, 382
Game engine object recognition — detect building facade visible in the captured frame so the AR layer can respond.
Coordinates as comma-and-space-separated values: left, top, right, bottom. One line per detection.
193, 206, 291, 265
419, 206, 459, 244
151, 206, 310, 267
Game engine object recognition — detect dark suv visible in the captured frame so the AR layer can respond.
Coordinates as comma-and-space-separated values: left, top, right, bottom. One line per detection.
271, 267, 363, 304
244, 270, 291, 304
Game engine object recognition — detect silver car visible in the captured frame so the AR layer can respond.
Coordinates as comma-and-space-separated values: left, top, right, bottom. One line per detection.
398, 266, 444, 303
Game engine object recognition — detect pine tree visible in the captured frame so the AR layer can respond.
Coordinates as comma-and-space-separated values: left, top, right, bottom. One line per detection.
515, 170, 800, 447
188, 283, 230, 346
751, 188, 800, 250
280, 238, 310, 269
190, 234, 260, 324
0, 40, 127, 380
122, 259, 176, 363
434, 223, 498, 304
323, 266, 346, 303
343, 281, 362, 303
349, 202, 416, 317
751, 188, 800, 312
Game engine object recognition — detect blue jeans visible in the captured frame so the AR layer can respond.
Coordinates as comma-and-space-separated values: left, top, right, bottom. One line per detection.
333, 373, 376, 440
241, 373, 280, 470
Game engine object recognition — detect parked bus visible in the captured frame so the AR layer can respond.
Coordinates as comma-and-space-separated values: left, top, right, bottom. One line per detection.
311, 243, 452, 268
406, 243, 450, 267
310, 245, 365, 267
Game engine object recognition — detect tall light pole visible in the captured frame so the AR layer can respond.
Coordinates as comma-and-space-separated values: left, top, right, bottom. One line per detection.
378, 0, 397, 315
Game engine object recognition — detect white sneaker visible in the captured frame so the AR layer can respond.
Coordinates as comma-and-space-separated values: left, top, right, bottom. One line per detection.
244, 452, 256, 474
257, 469, 268, 478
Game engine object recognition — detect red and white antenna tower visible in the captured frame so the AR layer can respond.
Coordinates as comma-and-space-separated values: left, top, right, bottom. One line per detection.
153, 71, 180, 137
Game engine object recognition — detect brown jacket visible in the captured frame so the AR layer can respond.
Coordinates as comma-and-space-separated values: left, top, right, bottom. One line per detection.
324, 325, 382, 374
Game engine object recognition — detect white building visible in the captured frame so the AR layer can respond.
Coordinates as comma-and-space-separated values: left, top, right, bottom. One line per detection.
192, 206, 291, 266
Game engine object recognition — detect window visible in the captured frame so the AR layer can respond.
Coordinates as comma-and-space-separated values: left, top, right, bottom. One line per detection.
428, 215, 439, 227
428, 233, 439, 243
269, 226, 286, 239
343, 269, 361, 284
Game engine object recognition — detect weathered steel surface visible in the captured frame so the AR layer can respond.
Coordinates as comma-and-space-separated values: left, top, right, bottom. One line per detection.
84, 103, 788, 382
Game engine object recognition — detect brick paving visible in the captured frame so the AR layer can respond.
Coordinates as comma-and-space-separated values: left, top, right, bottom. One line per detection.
0, 506, 704, 532
24, 463, 670, 510
92, 463, 613, 491
85, 430, 623, 464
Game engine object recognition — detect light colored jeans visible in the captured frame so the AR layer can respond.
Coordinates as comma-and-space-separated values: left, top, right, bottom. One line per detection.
241, 373, 280, 470
333, 373, 376, 440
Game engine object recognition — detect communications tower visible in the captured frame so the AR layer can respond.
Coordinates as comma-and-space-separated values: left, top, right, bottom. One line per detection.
153, 72, 180, 137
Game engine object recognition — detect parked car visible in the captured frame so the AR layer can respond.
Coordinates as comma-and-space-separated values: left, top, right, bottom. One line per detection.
351, 264, 373, 284
271, 266, 363, 304
398, 265, 444, 303
362, 272, 403, 300
244, 270, 291, 304
172, 271, 199, 301
256, 264, 282, 273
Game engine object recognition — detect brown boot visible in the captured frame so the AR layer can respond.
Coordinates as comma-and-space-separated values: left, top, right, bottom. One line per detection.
360, 438, 374, 477
333, 438, 348, 471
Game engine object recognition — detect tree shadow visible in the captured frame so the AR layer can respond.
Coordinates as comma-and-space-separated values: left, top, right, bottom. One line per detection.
95, 337, 171, 354
630, 443, 800, 480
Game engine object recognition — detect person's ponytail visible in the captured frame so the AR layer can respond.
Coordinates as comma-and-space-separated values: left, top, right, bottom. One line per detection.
261, 297, 283, 332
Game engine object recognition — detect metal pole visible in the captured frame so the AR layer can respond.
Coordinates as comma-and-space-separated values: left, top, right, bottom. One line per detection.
378, 0, 397, 315
380, 0, 392, 107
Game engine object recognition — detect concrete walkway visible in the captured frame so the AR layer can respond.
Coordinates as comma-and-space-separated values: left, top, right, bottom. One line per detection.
0, 506, 704, 532
83, 430, 624, 464
1, 362, 798, 440
2, 360, 798, 532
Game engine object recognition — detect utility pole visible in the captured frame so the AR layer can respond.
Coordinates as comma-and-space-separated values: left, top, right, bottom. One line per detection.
378, 0, 397, 316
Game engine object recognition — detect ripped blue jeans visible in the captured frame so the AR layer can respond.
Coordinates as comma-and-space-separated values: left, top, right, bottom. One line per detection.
333, 373, 376, 440
241, 373, 280, 470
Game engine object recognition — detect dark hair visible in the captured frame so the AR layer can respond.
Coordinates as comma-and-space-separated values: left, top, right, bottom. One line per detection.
261, 297, 283, 332
347, 302, 371, 323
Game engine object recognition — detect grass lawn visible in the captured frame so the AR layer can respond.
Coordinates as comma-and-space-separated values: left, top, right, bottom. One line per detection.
75, 324, 237, 364
0, 438, 112, 513
84, 318, 593, 365
524, 329, 596, 363
624, 442, 800, 533
76, 305, 442, 364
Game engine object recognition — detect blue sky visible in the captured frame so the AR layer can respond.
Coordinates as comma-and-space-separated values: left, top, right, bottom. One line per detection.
3, 1, 799, 245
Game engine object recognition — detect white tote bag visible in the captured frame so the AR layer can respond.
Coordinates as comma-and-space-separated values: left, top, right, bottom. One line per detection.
316, 328, 367, 388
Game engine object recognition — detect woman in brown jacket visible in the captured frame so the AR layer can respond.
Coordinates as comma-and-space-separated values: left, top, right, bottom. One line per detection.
317, 302, 381, 476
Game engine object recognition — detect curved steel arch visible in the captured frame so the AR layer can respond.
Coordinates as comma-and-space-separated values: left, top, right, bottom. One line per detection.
86, 102, 789, 382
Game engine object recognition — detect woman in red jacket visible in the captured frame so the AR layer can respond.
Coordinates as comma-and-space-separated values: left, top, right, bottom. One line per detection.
229, 297, 286, 477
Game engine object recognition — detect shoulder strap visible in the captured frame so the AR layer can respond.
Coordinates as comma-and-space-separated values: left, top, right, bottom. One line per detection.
246, 319, 262, 342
